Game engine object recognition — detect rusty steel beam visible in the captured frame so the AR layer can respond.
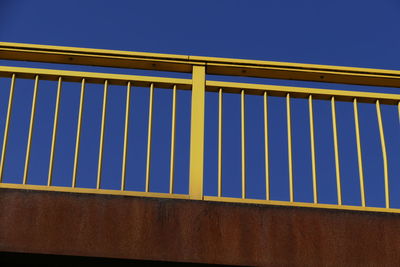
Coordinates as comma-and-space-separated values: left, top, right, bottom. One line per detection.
0, 188, 400, 266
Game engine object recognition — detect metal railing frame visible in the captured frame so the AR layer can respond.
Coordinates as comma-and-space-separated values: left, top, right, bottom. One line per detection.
1, 42, 400, 213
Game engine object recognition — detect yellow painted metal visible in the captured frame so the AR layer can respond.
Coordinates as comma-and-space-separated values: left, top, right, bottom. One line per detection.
0, 42, 189, 61
206, 80, 400, 105
308, 95, 318, 204
204, 196, 400, 214
204, 62, 400, 88
96, 80, 108, 190
263, 92, 270, 200
0, 182, 190, 200
47, 77, 62, 186
145, 83, 154, 192
286, 93, 294, 202
0, 66, 192, 89
218, 88, 223, 197
22, 75, 39, 185
3, 42, 400, 88
121, 82, 131, 191
353, 98, 366, 207
0, 42, 193, 74
5, 42, 400, 213
189, 65, 205, 200
376, 100, 390, 208
72, 79, 86, 188
241, 90, 246, 199
1, 65, 400, 103
0, 74, 16, 182
169, 85, 177, 194
331, 96, 342, 205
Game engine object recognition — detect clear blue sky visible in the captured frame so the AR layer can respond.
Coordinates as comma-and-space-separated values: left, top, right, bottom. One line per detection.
1, 0, 400, 208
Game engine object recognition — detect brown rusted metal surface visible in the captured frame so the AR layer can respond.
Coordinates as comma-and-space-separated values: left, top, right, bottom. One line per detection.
0, 188, 400, 266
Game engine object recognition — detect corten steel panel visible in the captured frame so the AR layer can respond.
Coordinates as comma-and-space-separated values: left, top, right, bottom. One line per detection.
0, 189, 400, 266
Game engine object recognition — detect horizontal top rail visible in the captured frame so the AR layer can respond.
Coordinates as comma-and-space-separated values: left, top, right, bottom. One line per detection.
1, 42, 400, 88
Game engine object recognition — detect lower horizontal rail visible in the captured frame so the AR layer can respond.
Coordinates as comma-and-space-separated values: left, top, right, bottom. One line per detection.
204, 196, 400, 214
1, 183, 399, 214
0, 183, 189, 200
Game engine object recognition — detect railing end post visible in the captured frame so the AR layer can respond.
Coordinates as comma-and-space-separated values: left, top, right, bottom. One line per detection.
189, 65, 206, 200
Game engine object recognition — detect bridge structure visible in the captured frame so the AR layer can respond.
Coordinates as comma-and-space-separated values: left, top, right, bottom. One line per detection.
0, 42, 400, 266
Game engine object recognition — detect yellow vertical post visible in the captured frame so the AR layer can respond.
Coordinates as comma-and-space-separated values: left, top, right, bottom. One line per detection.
218, 88, 223, 197
47, 77, 62, 186
0, 74, 16, 182
189, 65, 205, 200
169, 85, 177, 194
286, 93, 294, 202
72, 79, 86, 187
121, 82, 131, 191
263, 92, 270, 200
331, 96, 342, 205
353, 98, 366, 207
241, 90, 246, 199
308, 95, 318, 203
23, 75, 39, 185
376, 100, 390, 208
145, 83, 154, 192
96, 80, 108, 190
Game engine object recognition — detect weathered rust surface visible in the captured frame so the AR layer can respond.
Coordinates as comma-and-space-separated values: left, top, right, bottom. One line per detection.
0, 188, 400, 266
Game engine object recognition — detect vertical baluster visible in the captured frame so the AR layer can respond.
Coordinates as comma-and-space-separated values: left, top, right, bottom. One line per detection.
145, 83, 154, 192
72, 79, 86, 187
47, 77, 62, 186
331, 96, 342, 205
0, 74, 16, 182
169, 85, 177, 194
353, 98, 366, 207
263, 91, 270, 200
121, 82, 131, 190
218, 88, 223, 197
96, 80, 108, 190
376, 99, 390, 208
23, 75, 39, 184
308, 95, 318, 203
241, 90, 246, 199
286, 93, 294, 202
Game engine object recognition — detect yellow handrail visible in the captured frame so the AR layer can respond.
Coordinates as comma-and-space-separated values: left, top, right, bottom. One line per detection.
1, 41, 400, 87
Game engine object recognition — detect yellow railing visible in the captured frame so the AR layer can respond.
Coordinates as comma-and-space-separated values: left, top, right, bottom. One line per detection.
0, 65, 192, 200
1, 42, 400, 213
